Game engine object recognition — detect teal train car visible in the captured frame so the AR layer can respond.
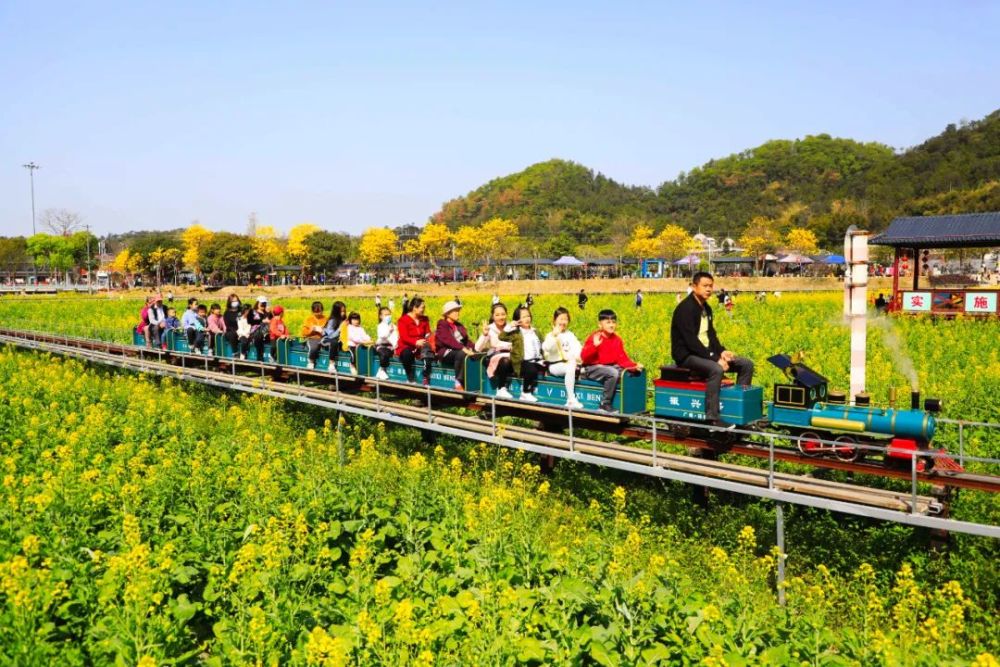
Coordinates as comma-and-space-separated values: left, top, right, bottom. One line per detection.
479, 367, 647, 413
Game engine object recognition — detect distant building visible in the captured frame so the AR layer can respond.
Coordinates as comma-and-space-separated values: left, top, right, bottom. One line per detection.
394, 224, 421, 246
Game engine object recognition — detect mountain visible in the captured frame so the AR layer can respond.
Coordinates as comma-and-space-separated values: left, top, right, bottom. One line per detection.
429, 109, 1000, 251
431, 159, 665, 254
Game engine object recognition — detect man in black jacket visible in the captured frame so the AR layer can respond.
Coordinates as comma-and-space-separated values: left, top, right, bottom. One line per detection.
670, 272, 754, 429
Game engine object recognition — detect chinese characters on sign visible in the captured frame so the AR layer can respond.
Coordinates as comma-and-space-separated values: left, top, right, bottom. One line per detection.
902, 291, 932, 312
964, 292, 998, 314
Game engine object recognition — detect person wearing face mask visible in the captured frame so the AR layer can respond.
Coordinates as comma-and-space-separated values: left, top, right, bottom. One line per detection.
580, 309, 644, 414
373, 306, 398, 380
222, 293, 242, 357
542, 307, 584, 409
300, 301, 329, 370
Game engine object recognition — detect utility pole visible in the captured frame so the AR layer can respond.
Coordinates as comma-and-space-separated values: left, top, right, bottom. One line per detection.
85, 224, 93, 294
22, 162, 39, 287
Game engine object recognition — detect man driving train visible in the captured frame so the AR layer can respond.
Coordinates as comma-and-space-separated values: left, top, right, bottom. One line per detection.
670, 272, 754, 429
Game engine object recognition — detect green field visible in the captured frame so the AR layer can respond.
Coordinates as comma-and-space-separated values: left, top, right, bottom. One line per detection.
1, 292, 999, 665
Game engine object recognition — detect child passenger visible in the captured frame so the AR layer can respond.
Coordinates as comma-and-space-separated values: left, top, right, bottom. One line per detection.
542, 307, 584, 409
268, 305, 290, 341
373, 307, 398, 380
207, 303, 225, 354
162, 307, 181, 350
236, 305, 252, 359
190, 304, 210, 355
580, 309, 644, 413
346, 312, 371, 375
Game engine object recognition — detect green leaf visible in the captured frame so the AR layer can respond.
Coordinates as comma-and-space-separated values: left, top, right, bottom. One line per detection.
172, 593, 199, 624
515, 637, 548, 663
641, 644, 673, 664
589, 640, 620, 666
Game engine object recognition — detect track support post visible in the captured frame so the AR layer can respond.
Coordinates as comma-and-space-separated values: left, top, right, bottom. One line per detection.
776, 502, 786, 606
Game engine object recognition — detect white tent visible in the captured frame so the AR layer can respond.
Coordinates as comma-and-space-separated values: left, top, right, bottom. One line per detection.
552, 255, 585, 266
778, 253, 814, 264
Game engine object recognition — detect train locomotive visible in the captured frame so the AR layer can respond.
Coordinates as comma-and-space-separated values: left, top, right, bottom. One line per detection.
653, 354, 943, 470
133, 329, 943, 469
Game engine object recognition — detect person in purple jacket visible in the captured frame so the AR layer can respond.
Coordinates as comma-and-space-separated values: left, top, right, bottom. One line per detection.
435, 300, 474, 391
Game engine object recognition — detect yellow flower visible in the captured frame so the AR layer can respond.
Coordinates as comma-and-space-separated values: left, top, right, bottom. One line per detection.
305, 626, 348, 667
737, 525, 756, 550
357, 609, 381, 644
972, 653, 999, 667
21, 534, 41, 557
702, 604, 722, 623
137, 656, 157, 667
611, 486, 627, 512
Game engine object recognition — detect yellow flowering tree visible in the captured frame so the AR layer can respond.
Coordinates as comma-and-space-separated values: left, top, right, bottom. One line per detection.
625, 224, 660, 261
253, 225, 286, 273
181, 223, 213, 282
786, 228, 819, 255
658, 224, 696, 260
739, 216, 782, 272
287, 223, 322, 280
417, 223, 454, 268
357, 227, 398, 268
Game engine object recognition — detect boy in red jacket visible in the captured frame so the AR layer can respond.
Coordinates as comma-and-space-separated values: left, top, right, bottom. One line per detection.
396, 297, 433, 384
580, 309, 644, 413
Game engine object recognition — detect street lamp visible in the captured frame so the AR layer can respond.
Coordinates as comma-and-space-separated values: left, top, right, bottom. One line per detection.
22, 162, 40, 287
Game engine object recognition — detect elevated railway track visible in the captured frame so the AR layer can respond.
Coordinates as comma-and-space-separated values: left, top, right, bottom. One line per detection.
2, 327, 999, 542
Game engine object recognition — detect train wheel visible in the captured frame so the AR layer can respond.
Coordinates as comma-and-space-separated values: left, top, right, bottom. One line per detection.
833, 435, 860, 462
798, 431, 824, 457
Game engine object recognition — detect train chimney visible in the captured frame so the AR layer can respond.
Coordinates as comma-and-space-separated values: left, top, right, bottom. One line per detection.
911, 390, 920, 411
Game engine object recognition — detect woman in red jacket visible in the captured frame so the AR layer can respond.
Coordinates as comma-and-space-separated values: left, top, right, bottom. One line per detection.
396, 297, 433, 384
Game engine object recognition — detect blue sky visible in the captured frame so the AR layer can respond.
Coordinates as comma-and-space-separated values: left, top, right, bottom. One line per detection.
1, 1, 998, 237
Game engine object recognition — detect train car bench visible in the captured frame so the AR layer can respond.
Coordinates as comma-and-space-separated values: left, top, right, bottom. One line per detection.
653, 364, 763, 424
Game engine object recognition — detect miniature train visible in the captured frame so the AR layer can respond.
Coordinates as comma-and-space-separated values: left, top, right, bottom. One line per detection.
133, 330, 942, 468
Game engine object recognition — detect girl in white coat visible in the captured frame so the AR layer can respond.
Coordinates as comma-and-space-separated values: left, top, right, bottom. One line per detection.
542, 307, 584, 409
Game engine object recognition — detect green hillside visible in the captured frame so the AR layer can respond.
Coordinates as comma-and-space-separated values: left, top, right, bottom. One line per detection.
430, 109, 1000, 251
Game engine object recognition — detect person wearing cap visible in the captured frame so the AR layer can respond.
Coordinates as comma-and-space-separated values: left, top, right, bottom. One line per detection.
147, 295, 166, 349
268, 305, 290, 341
435, 300, 473, 391
580, 309, 643, 413
671, 271, 753, 430
246, 296, 272, 362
